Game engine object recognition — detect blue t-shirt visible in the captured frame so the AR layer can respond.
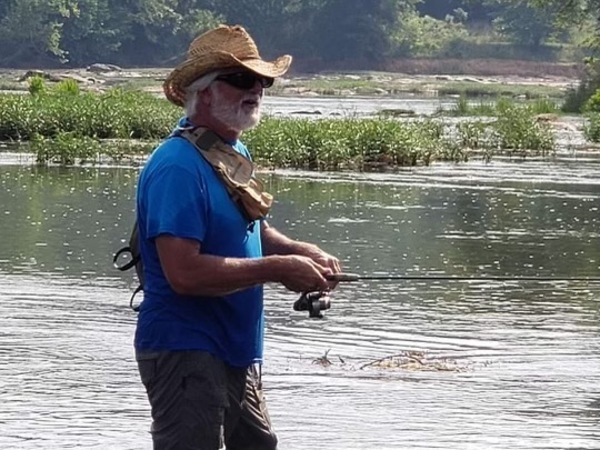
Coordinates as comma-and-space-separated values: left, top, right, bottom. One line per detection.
134, 118, 264, 367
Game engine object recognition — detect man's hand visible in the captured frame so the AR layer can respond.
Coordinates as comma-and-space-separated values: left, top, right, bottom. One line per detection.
261, 222, 342, 290
299, 244, 342, 290
276, 255, 332, 293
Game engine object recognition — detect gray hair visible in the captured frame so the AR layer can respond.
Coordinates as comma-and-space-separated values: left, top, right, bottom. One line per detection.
183, 70, 222, 116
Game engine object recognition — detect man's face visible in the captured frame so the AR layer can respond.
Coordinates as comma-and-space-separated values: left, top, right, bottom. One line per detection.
208, 71, 273, 133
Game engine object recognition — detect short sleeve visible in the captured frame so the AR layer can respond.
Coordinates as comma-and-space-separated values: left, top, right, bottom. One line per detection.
142, 160, 209, 244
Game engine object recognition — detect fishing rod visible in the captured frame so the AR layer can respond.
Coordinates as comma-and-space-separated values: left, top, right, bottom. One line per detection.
327, 273, 600, 283
294, 272, 600, 319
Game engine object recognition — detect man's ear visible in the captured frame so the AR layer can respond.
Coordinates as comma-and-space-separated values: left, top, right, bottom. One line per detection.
199, 86, 213, 106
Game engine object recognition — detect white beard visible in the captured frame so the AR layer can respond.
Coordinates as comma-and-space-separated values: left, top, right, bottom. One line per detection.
210, 86, 261, 132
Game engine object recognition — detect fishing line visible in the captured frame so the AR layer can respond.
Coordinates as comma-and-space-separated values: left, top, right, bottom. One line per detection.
297, 273, 600, 318
328, 273, 600, 283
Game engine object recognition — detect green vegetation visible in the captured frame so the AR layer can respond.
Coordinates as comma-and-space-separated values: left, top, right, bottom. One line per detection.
583, 113, 600, 142
562, 59, 600, 113
0, 1, 594, 69
4, 1, 600, 116
0, 85, 180, 142
1, 2, 598, 174
30, 132, 156, 165
0, 85, 557, 169
436, 82, 563, 100
28, 76, 46, 96
245, 117, 461, 170
450, 104, 555, 157
439, 96, 560, 117
581, 87, 600, 141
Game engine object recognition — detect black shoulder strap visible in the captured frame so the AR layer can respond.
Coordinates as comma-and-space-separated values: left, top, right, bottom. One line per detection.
113, 221, 144, 311
186, 128, 222, 152
113, 245, 139, 272
129, 286, 143, 312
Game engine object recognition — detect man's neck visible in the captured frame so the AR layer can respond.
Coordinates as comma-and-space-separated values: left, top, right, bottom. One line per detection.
188, 114, 241, 143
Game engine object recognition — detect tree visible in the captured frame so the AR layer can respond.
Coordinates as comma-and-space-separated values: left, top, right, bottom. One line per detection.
528, 0, 600, 111
59, 0, 129, 66
529, 0, 590, 23
59, 0, 221, 66
0, 0, 77, 66
202, 0, 298, 59
417, 0, 469, 20
308, 0, 412, 63
486, 0, 568, 47
392, 5, 468, 57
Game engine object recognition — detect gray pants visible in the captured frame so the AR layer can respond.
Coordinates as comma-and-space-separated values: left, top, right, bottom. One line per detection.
137, 350, 278, 450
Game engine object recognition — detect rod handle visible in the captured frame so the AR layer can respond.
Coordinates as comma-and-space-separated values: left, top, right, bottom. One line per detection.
326, 273, 360, 282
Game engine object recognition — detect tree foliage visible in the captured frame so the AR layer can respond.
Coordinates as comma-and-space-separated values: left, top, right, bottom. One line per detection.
308, 0, 410, 62
484, 0, 569, 47
393, 5, 468, 57
0, 0, 76, 65
0, 0, 595, 68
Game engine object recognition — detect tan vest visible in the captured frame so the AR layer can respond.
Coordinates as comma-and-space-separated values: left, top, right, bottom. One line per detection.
178, 127, 273, 221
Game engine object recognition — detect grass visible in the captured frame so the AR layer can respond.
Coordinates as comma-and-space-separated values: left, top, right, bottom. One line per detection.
435, 81, 565, 99
438, 96, 561, 117
0, 88, 180, 141
0, 82, 558, 168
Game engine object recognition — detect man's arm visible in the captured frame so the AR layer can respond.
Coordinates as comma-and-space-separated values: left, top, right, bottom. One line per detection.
156, 235, 332, 297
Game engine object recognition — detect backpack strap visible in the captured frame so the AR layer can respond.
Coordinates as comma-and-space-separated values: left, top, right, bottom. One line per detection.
129, 285, 143, 312
173, 127, 273, 221
113, 245, 139, 272
113, 222, 144, 312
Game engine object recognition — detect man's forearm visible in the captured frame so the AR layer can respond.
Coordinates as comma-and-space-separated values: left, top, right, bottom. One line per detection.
169, 252, 287, 297
156, 233, 331, 297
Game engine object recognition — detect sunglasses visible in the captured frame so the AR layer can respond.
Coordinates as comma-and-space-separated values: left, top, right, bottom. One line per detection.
215, 72, 274, 90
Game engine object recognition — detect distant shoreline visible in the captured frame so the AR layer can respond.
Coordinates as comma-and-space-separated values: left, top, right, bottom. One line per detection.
0, 58, 578, 101
292, 58, 582, 80
0, 57, 582, 80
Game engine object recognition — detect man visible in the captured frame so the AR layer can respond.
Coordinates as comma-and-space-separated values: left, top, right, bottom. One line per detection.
135, 24, 341, 450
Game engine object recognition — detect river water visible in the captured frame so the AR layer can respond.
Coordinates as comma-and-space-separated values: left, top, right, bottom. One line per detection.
263, 95, 456, 117
1, 99, 600, 449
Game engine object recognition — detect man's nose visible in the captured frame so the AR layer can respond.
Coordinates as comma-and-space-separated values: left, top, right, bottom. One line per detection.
249, 80, 263, 94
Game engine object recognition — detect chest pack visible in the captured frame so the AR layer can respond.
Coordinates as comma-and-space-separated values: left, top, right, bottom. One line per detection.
112, 127, 273, 311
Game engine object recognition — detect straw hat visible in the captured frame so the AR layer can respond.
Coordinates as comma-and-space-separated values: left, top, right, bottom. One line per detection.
163, 25, 292, 106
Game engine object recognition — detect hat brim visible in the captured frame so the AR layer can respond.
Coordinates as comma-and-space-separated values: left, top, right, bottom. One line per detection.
164, 51, 292, 107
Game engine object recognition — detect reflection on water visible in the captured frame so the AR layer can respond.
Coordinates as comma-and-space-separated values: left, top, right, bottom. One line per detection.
263, 95, 455, 117
1, 155, 599, 449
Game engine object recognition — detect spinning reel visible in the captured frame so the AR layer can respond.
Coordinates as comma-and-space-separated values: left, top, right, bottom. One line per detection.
293, 291, 331, 319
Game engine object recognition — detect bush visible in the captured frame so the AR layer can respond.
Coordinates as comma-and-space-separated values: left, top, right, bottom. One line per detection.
584, 113, 600, 142
0, 90, 557, 168
563, 58, 600, 113
0, 89, 180, 141
54, 79, 80, 95
583, 87, 600, 113
32, 132, 102, 165
244, 117, 458, 170
392, 12, 468, 58
491, 105, 554, 153
28, 76, 46, 96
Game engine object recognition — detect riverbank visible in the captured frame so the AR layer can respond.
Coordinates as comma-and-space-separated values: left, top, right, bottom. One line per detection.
0, 61, 577, 100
